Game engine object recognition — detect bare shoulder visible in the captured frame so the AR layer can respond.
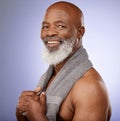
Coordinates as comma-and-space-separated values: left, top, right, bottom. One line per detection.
71, 67, 109, 103
71, 67, 111, 121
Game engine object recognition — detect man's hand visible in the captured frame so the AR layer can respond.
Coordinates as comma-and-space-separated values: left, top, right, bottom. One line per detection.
26, 91, 47, 121
16, 87, 48, 121
16, 90, 35, 121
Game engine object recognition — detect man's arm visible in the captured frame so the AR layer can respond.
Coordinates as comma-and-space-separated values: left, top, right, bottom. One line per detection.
71, 69, 111, 121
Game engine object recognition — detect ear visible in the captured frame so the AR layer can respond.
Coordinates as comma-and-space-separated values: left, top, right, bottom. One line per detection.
77, 26, 85, 39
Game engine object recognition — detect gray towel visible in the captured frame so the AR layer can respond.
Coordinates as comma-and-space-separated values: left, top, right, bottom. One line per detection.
37, 46, 92, 121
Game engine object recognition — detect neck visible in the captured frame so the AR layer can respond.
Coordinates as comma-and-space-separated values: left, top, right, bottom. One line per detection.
54, 46, 80, 74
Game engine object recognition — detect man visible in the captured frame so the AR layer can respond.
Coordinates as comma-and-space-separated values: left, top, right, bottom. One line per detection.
16, 1, 111, 121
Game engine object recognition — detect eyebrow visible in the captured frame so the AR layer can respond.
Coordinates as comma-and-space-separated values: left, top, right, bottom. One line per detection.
55, 20, 67, 24
42, 21, 48, 25
42, 20, 67, 25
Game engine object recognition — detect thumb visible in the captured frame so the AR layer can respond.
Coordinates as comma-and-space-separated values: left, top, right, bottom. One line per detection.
40, 92, 46, 114
34, 87, 41, 92
40, 92, 46, 105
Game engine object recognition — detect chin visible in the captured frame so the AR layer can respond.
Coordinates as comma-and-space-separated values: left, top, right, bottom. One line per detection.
41, 42, 73, 65
41, 36, 76, 65
47, 46, 59, 52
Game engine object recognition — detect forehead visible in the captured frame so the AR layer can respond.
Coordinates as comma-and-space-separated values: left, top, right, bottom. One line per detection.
43, 8, 72, 24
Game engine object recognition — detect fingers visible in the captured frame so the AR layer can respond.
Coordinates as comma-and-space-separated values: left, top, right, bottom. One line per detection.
34, 87, 41, 92
17, 90, 35, 115
18, 93, 33, 107
24, 92, 47, 120
16, 89, 46, 117
32, 92, 40, 101
21, 90, 35, 96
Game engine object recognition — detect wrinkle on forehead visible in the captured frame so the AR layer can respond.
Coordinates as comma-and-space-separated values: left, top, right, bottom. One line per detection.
44, 9, 70, 24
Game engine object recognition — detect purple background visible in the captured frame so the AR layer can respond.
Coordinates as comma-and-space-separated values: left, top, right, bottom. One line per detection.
0, 0, 120, 121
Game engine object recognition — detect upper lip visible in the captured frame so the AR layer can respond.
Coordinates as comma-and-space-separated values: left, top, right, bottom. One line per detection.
44, 37, 62, 44
47, 41, 60, 44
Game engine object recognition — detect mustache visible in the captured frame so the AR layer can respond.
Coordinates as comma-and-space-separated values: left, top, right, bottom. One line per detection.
43, 37, 63, 43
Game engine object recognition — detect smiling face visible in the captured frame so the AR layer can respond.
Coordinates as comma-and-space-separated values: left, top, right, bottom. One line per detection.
40, 2, 85, 65
41, 8, 77, 51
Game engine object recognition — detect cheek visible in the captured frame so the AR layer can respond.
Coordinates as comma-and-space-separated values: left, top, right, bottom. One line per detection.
58, 29, 72, 38
60, 30, 76, 40
40, 31, 46, 40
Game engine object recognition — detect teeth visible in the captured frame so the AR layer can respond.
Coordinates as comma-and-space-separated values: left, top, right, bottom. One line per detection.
47, 41, 60, 44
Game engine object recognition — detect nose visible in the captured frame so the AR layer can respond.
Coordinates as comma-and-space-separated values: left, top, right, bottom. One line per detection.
46, 27, 58, 37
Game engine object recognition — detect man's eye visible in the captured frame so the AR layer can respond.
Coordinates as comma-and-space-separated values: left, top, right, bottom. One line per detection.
42, 25, 49, 29
57, 25, 66, 29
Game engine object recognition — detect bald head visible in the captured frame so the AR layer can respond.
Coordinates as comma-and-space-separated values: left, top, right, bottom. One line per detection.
46, 1, 84, 27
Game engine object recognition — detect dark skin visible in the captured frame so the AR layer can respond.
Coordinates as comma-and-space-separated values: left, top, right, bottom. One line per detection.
16, 2, 111, 121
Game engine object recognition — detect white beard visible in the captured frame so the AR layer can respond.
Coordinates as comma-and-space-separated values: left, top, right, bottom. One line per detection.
41, 37, 76, 65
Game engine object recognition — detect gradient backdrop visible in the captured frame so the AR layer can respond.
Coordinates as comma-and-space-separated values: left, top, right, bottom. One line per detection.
0, 0, 120, 121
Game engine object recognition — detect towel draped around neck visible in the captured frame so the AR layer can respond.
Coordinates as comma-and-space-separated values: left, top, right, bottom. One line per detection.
37, 46, 93, 121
